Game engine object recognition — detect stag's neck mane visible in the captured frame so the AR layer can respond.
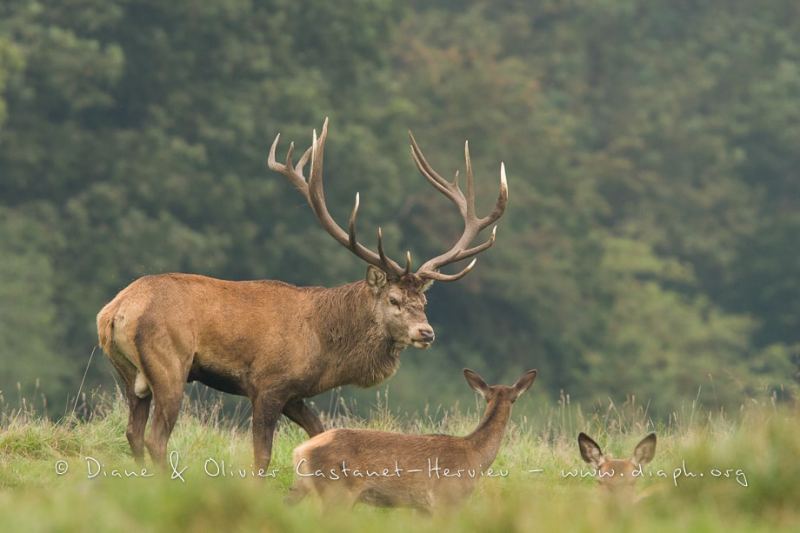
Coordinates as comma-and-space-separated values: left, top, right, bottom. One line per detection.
464, 398, 512, 467
311, 280, 402, 388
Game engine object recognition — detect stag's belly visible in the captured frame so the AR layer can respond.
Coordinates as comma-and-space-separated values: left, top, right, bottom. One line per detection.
186, 361, 248, 396
188, 326, 322, 398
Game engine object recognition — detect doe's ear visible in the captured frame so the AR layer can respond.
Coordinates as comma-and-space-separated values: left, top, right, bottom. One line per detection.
463, 368, 491, 398
578, 432, 604, 467
632, 433, 657, 465
511, 369, 537, 401
366, 265, 388, 289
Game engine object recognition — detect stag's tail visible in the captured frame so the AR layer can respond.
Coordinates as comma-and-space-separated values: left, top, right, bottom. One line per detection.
96, 297, 122, 355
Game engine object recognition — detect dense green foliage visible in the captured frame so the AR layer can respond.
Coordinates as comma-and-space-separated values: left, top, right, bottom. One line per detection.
0, 0, 798, 415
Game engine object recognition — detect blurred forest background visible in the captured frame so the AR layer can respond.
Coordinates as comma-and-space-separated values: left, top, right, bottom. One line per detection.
0, 0, 798, 417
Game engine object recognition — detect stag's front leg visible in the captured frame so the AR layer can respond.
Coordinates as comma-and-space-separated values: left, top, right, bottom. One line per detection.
282, 398, 324, 437
251, 394, 284, 472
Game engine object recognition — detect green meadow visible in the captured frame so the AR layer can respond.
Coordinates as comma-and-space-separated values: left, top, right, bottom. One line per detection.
1, 392, 797, 532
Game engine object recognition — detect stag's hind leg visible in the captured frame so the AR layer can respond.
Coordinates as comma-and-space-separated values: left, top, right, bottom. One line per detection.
107, 352, 152, 462
126, 387, 152, 462
143, 366, 186, 467
134, 332, 192, 467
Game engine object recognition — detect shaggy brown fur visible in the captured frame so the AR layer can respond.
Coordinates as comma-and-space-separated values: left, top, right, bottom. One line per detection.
97, 267, 434, 470
288, 368, 537, 512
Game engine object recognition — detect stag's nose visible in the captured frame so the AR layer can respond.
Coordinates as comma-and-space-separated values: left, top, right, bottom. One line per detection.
417, 327, 435, 343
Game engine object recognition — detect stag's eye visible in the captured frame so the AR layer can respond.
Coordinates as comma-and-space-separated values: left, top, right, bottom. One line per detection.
389, 296, 401, 307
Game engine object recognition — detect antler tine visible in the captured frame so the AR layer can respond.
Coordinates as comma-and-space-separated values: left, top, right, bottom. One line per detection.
296, 145, 312, 175
267, 132, 281, 167
421, 258, 477, 282
464, 140, 475, 218
271, 118, 406, 278
348, 192, 360, 250
285, 141, 295, 168
450, 225, 497, 263
481, 162, 508, 226
408, 132, 449, 189
409, 132, 465, 211
377, 227, 390, 269
309, 119, 326, 188
268, 133, 308, 196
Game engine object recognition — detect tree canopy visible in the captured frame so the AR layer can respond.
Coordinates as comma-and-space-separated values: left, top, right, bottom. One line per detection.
1, 0, 797, 416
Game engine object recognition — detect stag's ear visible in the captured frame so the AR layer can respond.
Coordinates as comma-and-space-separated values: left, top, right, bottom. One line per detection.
632, 433, 657, 465
578, 433, 605, 467
463, 368, 491, 398
421, 278, 435, 293
511, 369, 537, 401
366, 265, 388, 290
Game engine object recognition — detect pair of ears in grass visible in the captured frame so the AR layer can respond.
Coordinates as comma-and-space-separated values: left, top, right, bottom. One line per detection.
463, 368, 538, 402
578, 432, 657, 467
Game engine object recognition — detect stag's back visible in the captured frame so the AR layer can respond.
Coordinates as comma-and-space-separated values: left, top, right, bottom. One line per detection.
96, 274, 319, 380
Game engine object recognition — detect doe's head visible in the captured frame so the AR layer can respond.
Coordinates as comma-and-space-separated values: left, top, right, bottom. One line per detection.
463, 368, 538, 403
578, 432, 657, 490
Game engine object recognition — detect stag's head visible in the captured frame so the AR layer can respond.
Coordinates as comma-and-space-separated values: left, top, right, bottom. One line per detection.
268, 118, 508, 349
363, 266, 434, 348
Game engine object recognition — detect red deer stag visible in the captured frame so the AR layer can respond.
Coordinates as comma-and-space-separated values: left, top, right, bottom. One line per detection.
96, 118, 508, 470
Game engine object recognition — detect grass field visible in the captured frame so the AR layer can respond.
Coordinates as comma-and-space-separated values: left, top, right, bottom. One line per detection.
0, 389, 797, 532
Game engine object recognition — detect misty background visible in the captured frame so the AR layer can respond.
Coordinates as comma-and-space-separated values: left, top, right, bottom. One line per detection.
0, 0, 798, 418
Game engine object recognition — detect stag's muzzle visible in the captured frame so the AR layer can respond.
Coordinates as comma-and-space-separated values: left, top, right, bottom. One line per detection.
411, 325, 435, 349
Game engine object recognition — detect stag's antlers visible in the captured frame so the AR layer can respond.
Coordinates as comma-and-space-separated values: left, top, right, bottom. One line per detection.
408, 133, 508, 281
267, 118, 508, 282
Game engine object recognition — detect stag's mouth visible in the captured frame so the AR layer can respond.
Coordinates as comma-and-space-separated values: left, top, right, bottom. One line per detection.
411, 340, 433, 349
